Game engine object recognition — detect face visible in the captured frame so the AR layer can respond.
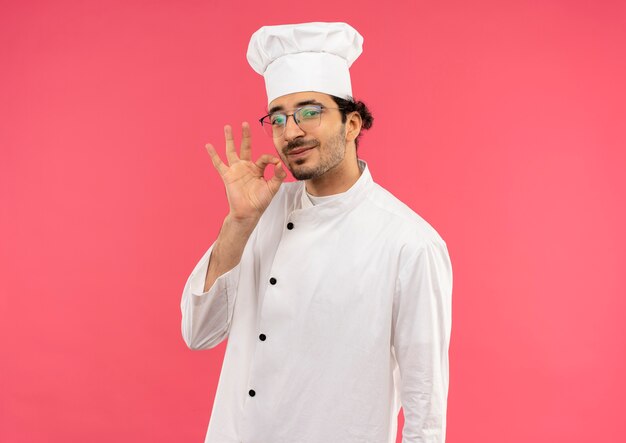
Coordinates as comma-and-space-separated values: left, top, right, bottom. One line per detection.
267, 91, 349, 181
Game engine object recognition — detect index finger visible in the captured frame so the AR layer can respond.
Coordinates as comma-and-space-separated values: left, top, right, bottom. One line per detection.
254, 154, 281, 171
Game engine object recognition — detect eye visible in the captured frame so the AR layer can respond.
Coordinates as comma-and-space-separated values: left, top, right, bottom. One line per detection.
270, 114, 286, 126
299, 106, 322, 120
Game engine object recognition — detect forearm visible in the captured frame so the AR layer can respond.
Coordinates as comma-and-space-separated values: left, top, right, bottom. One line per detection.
204, 214, 259, 292
181, 242, 241, 350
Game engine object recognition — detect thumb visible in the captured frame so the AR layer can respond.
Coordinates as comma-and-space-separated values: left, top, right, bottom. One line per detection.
268, 161, 287, 191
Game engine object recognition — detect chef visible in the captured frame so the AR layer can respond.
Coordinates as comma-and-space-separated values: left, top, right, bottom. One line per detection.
181, 21, 453, 443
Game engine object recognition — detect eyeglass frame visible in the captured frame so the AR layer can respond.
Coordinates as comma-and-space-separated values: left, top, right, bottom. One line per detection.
258, 104, 345, 138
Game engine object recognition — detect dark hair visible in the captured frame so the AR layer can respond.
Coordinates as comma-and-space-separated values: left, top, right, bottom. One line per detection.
330, 95, 374, 150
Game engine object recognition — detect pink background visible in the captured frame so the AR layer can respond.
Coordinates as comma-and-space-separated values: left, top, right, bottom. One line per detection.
2, 1, 625, 442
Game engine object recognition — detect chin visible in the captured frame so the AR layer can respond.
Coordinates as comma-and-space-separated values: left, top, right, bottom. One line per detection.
292, 165, 328, 181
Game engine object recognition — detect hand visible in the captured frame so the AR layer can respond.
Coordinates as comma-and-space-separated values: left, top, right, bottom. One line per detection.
206, 122, 287, 223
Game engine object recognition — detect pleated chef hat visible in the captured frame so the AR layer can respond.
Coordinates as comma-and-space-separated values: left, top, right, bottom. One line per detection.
246, 22, 364, 105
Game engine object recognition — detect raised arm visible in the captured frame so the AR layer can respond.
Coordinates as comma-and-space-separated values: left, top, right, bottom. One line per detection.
203, 122, 286, 291
181, 122, 286, 350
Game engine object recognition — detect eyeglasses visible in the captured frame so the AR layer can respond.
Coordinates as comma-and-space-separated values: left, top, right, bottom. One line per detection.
258, 105, 343, 138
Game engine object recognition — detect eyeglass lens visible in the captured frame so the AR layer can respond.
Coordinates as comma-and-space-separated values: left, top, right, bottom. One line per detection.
263, 106, 322, 138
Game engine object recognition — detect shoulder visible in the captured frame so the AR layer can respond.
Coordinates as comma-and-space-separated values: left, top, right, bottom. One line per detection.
363, 182, 447, 250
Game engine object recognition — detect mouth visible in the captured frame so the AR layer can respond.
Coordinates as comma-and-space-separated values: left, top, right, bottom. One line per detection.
286, 144, 317, 158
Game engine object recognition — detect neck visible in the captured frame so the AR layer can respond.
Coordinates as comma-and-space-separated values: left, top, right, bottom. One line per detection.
305, 155, 362, 197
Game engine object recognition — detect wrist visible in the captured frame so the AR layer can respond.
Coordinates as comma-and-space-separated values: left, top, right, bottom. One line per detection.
223, 213, 259, 233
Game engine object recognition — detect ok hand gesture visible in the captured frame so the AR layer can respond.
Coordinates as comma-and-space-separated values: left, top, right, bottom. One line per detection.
206, 122, 287, 223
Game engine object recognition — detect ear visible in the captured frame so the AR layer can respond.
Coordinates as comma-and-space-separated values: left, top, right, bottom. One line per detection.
345, 111, 362, 143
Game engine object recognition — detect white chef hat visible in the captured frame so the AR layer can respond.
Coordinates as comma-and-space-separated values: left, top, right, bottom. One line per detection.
246, 22, 364, 105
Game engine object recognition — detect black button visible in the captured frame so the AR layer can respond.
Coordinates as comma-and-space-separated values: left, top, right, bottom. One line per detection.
249, 389, 256, 397
269, 277, 277, 285
287, 222, 294, 230
259, 334, 266, 341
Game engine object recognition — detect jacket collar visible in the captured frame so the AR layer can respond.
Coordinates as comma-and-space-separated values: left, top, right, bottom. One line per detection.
290, 159, 373, 221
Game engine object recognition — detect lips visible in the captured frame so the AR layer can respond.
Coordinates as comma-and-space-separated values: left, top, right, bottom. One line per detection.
286, 144, 317, 156
289, 147, 312, 155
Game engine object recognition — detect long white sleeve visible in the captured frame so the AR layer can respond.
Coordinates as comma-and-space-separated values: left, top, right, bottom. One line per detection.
393, 240, 453, 443
180, 243, 242, 350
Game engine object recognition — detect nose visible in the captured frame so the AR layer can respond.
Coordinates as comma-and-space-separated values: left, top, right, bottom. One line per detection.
283, 114, 305, 141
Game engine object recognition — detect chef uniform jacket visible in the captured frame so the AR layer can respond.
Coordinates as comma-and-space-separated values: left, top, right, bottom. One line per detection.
181, 160, 453, 443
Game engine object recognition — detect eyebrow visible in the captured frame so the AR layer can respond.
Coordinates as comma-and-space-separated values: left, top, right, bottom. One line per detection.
268, 99, 323, 115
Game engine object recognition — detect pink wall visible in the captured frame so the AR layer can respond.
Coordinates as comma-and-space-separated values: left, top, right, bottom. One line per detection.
2, 1, 625, 442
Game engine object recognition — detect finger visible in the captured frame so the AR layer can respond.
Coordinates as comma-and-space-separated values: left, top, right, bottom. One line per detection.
269, 160, 287, 188
224, 125, 239, 166
205, 143, 228, 176
254, 154, 281, 171
240, 122, 252, 161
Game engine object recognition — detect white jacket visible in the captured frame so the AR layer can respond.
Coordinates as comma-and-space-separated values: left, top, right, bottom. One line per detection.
181, 161, 453, 443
